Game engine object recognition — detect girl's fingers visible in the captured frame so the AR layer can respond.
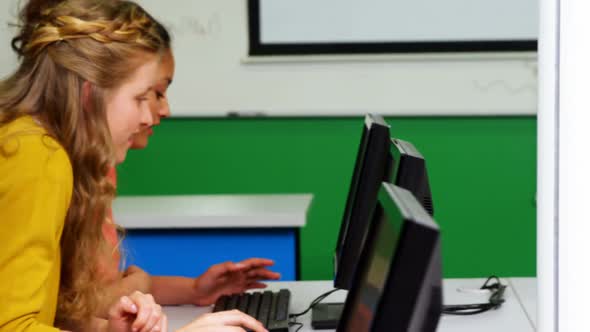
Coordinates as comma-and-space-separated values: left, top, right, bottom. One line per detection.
160, 313, 168, 332
128, 291, 162, 332
131, 295, 151, 331
203, 310, 267, 332
245, 282, 267, 290
237, 258, 275, 269
139, 303, 162, 332
143, 308, 165, 332
108, 295, 138, 319
221, 259, 278, 279
210, 262, 238, 276
245, 268, 281, 280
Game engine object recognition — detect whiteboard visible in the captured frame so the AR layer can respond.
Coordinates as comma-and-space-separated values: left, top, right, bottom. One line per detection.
260, 0, 537, 43
0, 0, 538, 117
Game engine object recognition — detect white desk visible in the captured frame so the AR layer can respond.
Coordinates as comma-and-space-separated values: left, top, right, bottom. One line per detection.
509, 277, 537, 329
113, 194, 313, 229
164, 279, 533, 331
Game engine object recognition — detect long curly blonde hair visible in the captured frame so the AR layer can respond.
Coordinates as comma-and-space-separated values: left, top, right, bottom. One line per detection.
1, 0, 166, 326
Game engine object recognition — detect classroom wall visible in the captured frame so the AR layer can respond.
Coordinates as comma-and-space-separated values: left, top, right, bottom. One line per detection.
116, 116, 537, 280
0, 0, 537, 117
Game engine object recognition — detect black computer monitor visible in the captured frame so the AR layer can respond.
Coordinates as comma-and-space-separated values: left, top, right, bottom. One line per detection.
390, 138, 435, 216
315, 121, 438, 329
334, 114, 393, 290
337, 183, 443, 332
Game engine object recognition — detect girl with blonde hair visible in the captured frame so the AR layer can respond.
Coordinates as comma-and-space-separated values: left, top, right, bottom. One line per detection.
0, 1, 266, 331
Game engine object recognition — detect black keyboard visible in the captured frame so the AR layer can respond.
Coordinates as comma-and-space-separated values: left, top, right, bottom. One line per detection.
213, 289, 291, 332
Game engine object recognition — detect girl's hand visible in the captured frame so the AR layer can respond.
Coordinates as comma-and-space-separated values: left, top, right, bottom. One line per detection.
191, 258, 280, 306
177, 310, 267, 332
107, 291, 167, 332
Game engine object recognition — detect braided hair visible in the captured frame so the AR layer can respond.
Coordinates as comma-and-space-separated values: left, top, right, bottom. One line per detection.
0, 0, 168, 327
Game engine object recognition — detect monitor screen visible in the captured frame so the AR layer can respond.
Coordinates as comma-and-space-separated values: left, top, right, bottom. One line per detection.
341, 203, 398, 331
334, 114, 392, 290
337, 183, 442, 332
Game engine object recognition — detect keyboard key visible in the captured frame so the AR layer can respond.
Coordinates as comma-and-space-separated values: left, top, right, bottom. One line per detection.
213, 295, 228, 312
267, 289, 290, 332
268, 292, 279, 326
275, 289, 291, 321
226, 294, 239, 310
257, 291, 273, 327
237, 293, 250, 313
247, 292, 261, 318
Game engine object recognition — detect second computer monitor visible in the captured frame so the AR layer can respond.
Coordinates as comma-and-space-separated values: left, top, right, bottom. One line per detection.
390, 138, 435, 216
337, 183, 443, 332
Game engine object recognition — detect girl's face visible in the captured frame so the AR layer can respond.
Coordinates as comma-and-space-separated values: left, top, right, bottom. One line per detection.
105, 56, 160, 164
131, 49, 176, 149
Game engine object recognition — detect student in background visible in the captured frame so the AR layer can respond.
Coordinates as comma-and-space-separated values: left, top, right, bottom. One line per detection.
101, 16, 281, 310
0, 1, 266, 331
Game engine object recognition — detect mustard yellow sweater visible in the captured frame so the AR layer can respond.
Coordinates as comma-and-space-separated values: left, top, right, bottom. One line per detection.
0, 116, 72, 332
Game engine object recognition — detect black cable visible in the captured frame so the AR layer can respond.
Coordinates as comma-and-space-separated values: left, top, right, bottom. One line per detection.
443, 303, 499, 315
288, 322, 304, 332
288, 288, 342, 318
442, 276, 507, 316
287, 276, 505, 321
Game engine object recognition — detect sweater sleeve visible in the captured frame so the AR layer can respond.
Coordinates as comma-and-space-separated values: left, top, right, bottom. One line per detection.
0, 135, 73, 332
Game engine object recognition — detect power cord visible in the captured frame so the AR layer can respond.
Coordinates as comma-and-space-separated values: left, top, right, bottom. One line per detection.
288, 288, 342, 318
442, 276, 507, 315
288, 321, 304, 332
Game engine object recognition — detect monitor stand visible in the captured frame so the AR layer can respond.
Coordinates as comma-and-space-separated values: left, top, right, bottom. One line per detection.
311, 302, 345, 329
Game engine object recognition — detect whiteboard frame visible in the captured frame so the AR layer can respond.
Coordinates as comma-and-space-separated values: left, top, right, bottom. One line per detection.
248, 0, 537, 57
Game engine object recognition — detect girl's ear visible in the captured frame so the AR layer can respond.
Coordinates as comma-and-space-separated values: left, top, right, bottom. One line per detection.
81, 81, 92, 112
